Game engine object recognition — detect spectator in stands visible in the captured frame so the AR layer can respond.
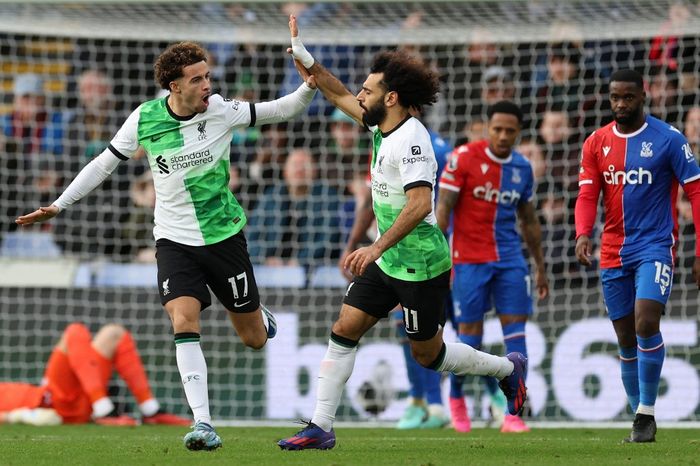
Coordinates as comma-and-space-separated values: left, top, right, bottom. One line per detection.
534, 42, 583, 116
56, 69, 144, 258
123, 171, 157, 263
472, 66, 516, 119
538, 110, 579, 280
684, 105, 700, 155
1, 73, 66, 157
322, 108, 367, 193
246, 148, 342, 265
456, 117, 487, 146
240, 123, 289, 210
1, 75, 66, 234
648, 66, 680, 126
516, 139, 546, 182
0, 322, 189, 426
443, 27, 504, 132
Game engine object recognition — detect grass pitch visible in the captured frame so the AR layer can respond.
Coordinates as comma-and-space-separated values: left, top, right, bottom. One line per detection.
1, 425, 697, 466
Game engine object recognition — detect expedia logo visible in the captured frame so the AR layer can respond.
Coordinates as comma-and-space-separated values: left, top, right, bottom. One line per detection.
156, 155, 169, 174
402, 155, 429, 164
603, 165, 652, 185
473, 182, 521, 205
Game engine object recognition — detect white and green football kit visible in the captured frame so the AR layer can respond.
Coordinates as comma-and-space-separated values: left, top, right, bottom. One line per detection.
109, 94, 253, 246
367, 116, 451, 281
343, 116, 452, 340
53, 84, 315, 309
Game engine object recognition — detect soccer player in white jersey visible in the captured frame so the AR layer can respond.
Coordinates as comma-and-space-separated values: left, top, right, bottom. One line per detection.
16, 41, 318, 451
278, 15, 527, 451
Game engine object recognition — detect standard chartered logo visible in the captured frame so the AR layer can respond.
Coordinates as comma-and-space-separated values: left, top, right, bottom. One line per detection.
472, 182, 521, 205
168, 149, 214, 170
371, 179, 389, 197
603, 165, 652, 185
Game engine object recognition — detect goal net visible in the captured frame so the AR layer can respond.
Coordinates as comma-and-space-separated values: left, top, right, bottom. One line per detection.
1, 0, 699, 424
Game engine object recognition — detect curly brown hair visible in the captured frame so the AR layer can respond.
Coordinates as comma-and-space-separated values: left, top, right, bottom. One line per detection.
153, 41, 208, 90
369, 50, 439, 113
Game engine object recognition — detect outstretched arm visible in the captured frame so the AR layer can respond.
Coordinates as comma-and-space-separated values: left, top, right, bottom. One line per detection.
518, 201, 549, 299
288, 14, 364, 124
16, 148, 122, 225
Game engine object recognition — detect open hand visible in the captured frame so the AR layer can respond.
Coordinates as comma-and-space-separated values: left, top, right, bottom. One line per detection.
15, 205, 59, 225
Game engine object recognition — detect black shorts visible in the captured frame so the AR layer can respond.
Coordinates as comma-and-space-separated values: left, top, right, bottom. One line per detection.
155, 232, 260, 313
343, 262, 450, 341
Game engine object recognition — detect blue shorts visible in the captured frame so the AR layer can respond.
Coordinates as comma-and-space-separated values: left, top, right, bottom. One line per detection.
451, 261, 532, 324
601, 259, 673, 321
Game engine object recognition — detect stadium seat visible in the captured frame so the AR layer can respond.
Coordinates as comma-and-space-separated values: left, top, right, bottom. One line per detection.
0, 231, 62, 258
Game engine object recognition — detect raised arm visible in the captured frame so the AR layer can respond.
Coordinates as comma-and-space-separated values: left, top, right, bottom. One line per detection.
252, 80, 317, 126
288, 14, 364, 125
517, 201, 549, 299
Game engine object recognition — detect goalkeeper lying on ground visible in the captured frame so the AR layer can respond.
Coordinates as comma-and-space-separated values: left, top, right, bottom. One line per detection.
0, 322, 189, 426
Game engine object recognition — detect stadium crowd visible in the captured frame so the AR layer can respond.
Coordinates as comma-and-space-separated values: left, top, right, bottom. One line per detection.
0, 3, 698, 284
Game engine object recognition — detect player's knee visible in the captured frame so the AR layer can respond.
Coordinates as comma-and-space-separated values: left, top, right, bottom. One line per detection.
410, 346, 435, 368
634, 317, 660, 338
96, 323, 126, 343
239, 331, 266, 350
170, 311, 199, 333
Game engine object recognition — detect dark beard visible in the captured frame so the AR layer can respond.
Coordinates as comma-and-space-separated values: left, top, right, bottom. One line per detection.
613, 107, 642, 125
361, 102, 387, 127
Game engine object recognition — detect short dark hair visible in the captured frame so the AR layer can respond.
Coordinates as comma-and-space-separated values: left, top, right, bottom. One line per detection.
487, 100, 523, 124
369, 50, 439, 113
609, 69, 644, 89
154, 41, 208, 90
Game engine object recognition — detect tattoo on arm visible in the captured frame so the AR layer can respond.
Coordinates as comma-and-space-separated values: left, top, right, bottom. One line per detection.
437, 189, 459, 232
518, 201, 545, 269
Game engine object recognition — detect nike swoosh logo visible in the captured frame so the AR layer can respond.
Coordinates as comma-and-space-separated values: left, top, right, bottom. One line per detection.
151, 134, 165, 142
234, 300, 251, 308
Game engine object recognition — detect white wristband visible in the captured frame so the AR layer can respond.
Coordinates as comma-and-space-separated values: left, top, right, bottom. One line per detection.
291, 36, 315, 68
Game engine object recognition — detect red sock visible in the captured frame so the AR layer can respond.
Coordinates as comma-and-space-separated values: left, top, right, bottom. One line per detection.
113, 331, 153, 404
64, 323, 110, 403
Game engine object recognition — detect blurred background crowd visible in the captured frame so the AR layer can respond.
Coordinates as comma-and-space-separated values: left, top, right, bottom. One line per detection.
1, 2, 699, 287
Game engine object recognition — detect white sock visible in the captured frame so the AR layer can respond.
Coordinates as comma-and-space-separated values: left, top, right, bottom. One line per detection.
437, 342, 513, 379
311, 339, 357, 432
636, 404, 655, 416
139, 398, 160, 417
176, 341, 211, 426
427, 404, 445, 417
92, 397, 114, 418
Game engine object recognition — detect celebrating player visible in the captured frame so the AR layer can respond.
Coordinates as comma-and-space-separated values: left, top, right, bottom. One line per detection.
15, 41, 317, 450
436, 101, 549, 433
278, 15, 527, 451
575, 69, 700, 443
0, 322, 189, 426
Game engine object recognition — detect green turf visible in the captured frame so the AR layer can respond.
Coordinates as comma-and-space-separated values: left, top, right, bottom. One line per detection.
0, 425, 698, 466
